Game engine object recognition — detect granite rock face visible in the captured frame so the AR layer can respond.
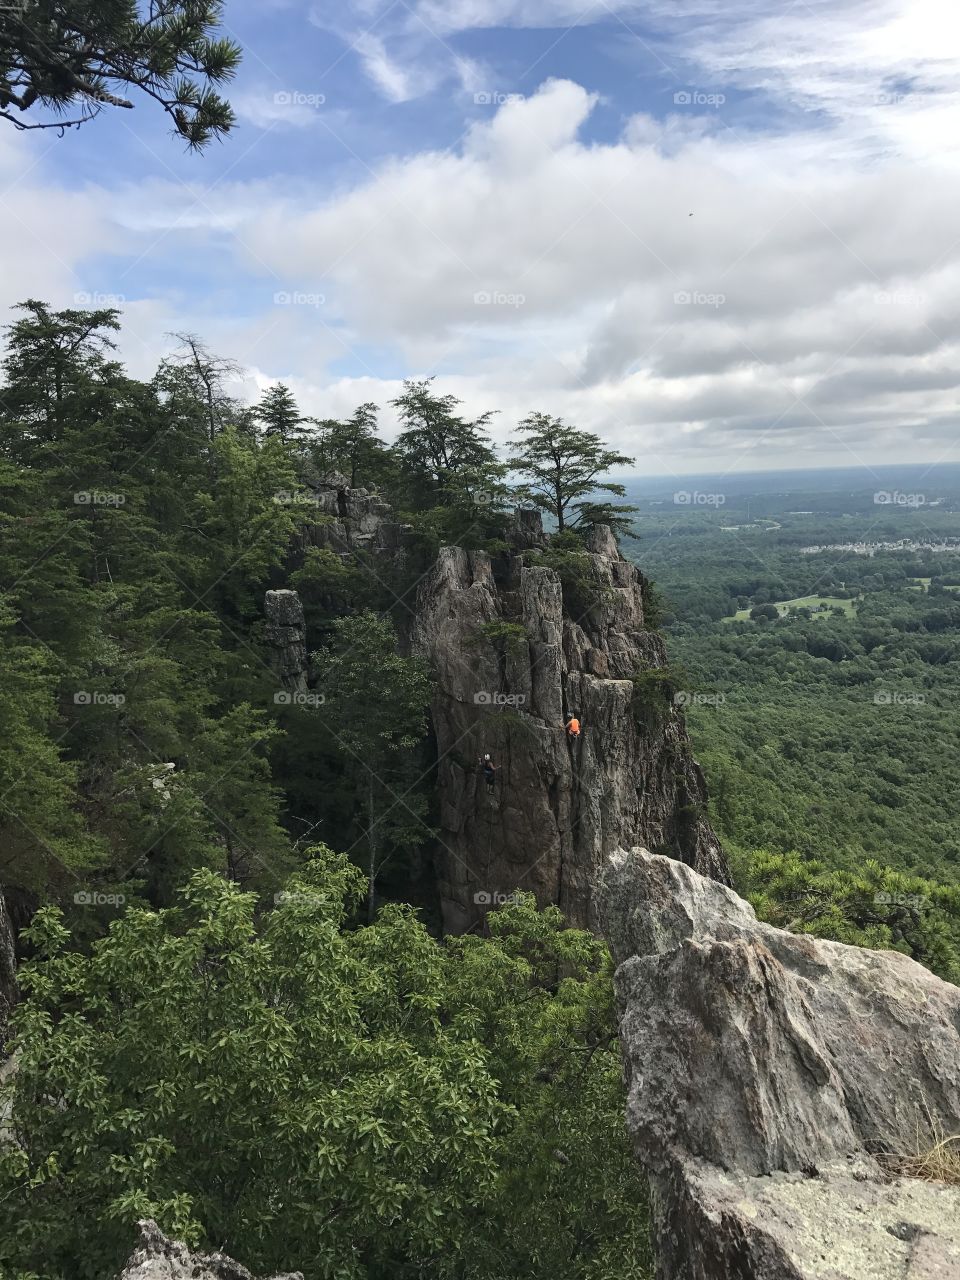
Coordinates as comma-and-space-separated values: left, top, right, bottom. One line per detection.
298, 471, 411, 557
264, 481, 726, 934
264, 589, 308, 695
410, 517, 727, 932
598, 847, 960, 1280
116, 1220, 302, 1280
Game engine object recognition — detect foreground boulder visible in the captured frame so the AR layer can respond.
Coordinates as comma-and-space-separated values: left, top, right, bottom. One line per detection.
599, 848, 960, 1280
117, 1219, 302, 1280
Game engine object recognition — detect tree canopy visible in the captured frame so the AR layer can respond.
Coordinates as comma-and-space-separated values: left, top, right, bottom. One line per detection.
509, 413, 635, 532
0, 0, 241, 146
0, 848, 652, 1280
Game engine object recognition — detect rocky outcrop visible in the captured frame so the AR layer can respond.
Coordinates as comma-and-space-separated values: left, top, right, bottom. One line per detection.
299, 471, 411, 557
265, 477, 725, 934
411, 517, 727, 932
599, 847, 960, 1280
116, 1219, 302, 1280
264, 589, 308, 695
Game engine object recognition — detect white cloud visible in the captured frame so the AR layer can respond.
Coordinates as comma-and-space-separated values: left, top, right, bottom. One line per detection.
7, 0, 960, 473
233, 88, 325, 130
351, 32, 422, 104
222, 71, 960, 469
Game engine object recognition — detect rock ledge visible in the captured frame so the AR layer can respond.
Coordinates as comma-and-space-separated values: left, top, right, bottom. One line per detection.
599, 847, 960, 1280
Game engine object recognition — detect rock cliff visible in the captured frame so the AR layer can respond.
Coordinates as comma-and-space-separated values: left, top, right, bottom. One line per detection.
409, 516, 727, 932
268, 478, 727, 933
599, 847, 960, 1280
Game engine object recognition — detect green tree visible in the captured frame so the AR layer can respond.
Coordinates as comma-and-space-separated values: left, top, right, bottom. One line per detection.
509, 413, 634, 532
312, 612, 431, 919
733, 848, 960, 983
324, 402, 390, 488
0, 851, 652, 1279
251, 383, 309, 447
391, 379, 505, 513
0, 0, 241, 147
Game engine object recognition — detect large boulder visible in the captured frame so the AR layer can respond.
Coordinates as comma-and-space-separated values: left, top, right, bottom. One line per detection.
599, 847, 960, 1280
116, 1220, 302, 1280
411, 518, 727, 932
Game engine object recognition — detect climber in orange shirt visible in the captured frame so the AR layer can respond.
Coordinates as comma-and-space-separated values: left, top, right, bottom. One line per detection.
566, 714, 581, 739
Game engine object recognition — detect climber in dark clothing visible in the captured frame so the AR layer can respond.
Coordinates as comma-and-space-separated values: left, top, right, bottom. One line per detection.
479, 753, 497, 794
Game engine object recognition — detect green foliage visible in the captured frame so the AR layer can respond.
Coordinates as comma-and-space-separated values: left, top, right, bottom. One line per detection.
0, 302, 300, 913
319, 403, 392, 489
0, 852, 652, 1280
470, 621, 529, 658
312, 613, 432, 917
0, 0, 241, 147
391, 379, 508, 523
733, 848, 960, 984
509, 413, 635, 532
630, 665, 690, 729
549, 527, 587, 551
252, 384, 311, 447
749, 603, 780, 622
523, 547, 612, 622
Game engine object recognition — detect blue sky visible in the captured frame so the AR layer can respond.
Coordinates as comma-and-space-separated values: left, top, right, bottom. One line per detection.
3, 0, 960, 475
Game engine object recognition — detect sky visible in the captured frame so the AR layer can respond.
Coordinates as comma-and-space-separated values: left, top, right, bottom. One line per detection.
4, 0, 960, 476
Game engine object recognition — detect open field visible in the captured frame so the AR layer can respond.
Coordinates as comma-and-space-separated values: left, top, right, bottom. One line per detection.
725, 595, 858, 622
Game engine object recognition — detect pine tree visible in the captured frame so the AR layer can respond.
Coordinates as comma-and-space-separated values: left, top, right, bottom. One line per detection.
509, 413, 635, 532
252, 383, 310, 448
0, 0, 241, 147
325, 402, 390, 488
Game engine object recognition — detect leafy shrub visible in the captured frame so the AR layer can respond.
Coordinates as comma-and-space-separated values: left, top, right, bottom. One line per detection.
470, 621, 529, 657
0, 849, 653, 1280
523, 548, 613, 621
630, 665, 691, 729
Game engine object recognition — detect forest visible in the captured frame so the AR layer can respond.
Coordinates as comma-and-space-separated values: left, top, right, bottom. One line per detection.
3, 1, 960, 1276
0, 301, 652, 1279
629, 492, 960, 982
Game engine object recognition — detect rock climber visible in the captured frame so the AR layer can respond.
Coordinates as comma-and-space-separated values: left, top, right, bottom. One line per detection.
566, 714, 581, 740
479, 753, 497, 794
